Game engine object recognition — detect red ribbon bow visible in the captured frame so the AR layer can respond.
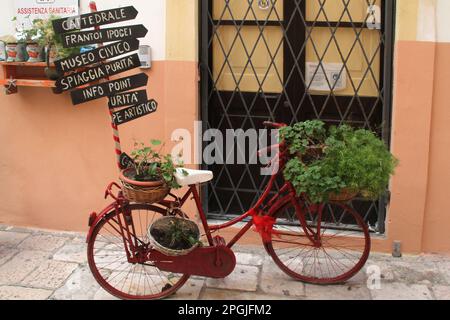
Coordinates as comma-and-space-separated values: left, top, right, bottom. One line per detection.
250, 209, 278, 242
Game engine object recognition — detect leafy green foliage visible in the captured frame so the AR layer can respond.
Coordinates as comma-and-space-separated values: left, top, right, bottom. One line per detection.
151, 218, 201, 250
130, 140, 188, 189
32, 17, 81, 58
14, 16, 81, 58
280, 120, 326, 155
282, 121, 398, 203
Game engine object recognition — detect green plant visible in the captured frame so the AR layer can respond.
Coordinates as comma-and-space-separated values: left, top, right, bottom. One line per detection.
151, 217, 201, 250
13, 16, 38, 43
280, 120, 327, 155
30, 17, 81, 58
129, 140, 188, 189
167, 219, 201, 249
282, 121, 398, 203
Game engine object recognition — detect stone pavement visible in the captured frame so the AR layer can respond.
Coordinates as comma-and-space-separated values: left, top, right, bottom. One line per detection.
0, 224, 449, 300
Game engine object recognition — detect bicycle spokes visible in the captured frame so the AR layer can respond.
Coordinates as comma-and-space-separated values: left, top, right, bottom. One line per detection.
266, 202, 370, 284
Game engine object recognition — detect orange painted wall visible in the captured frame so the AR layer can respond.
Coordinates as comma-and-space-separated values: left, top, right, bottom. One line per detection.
421, 42, 450, 253
0, 60, 198, 232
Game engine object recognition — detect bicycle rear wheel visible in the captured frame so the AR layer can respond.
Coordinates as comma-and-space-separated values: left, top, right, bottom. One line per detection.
265, 201, 370, 284
87, 203, 190, 300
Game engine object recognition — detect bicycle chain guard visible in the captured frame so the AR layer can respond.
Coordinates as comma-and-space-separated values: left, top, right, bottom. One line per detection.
147, 236, 236, 278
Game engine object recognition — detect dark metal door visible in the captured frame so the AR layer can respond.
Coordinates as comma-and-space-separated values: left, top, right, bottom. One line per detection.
200, 0, 395, 233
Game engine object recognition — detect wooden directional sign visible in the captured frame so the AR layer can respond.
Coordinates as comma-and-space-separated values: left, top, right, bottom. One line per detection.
56, 54, 141, 91
62, 25, 148, 48
108, 90, 148, 109
52, 6, 138, 34
112, 100, 158, 126
55, 39, 140, 73
70, 73, 149, 105
119, 152, 135, 169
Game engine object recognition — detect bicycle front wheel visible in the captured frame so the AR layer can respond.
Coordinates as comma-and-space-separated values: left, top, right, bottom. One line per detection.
265, 201, 370, 284
87, 203, 190, 300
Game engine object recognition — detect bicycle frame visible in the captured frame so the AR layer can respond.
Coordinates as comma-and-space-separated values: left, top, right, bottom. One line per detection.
87, 141, 320, 250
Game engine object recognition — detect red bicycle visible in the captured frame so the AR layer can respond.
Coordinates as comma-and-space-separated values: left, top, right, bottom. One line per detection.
86, 121, 371, 300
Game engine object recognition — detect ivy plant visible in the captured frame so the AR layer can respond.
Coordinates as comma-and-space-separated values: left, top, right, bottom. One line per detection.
282, 121, 398, 203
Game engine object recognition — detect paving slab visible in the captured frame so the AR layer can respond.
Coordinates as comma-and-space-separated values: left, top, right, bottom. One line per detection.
305, 284, 371, 300
206, 265, 259, 292
0, 231, 30, 247
18, 234, 68, 252
169, 278, 206, 300
235, 252, 264, 266
260, 259, 305, 297
53, 238, 87, 264
0, 250, 50, 285
201, 288, 296, 300
0, 286, 53, 300
21, 260, 79, 290
51, 265, 105, 300
431, 285, 450, 300
370, 283, 433, 300
0, 246, 18, 266
436, 261, 450, 285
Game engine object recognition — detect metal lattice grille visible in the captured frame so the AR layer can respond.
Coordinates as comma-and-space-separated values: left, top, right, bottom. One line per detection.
200, 0, 395, 233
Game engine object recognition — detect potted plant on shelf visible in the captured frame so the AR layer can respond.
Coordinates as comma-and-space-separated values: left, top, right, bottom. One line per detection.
281, 120, 398, 203
14, 17, 44, 63
119, 140, 188, 204
1, 35, 18, 62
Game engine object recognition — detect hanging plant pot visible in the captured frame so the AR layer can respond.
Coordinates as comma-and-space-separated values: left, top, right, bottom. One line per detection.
119, 167, 170, 204
148, 216, 201, 256
26, 43, 43, 62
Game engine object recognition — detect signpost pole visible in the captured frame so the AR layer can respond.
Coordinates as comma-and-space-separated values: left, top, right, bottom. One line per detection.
89, 1, 123, 170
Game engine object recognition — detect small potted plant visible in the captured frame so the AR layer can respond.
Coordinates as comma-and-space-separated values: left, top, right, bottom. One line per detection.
119, 140, 188, 204
2, 35, 18, 62
14, 17, 44, 63
281, 120, 398, 203
148, 215, 201, 256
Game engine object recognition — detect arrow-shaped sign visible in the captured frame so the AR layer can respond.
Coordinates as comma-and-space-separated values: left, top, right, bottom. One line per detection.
55, 39, 140, 73
52, 6, 139, 34
109, 90, 148, 109
112, 100, 158, 126
56, 54, 141, 92
70, 73, 149, 105
62, 25, 148, 48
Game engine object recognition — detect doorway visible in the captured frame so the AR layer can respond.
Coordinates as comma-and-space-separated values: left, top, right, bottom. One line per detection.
200, 0, 395, 233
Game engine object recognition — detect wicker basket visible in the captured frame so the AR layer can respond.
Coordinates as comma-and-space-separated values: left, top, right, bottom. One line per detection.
148, 216, 200, 257
119, 168, 170, 204
121, 181, 170, 204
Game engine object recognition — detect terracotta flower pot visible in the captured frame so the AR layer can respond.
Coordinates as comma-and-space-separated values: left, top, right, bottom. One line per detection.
119, 167, 165, 188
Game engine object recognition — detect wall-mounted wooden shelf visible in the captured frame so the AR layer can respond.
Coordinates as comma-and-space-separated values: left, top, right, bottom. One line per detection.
0, 61, 56, 95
